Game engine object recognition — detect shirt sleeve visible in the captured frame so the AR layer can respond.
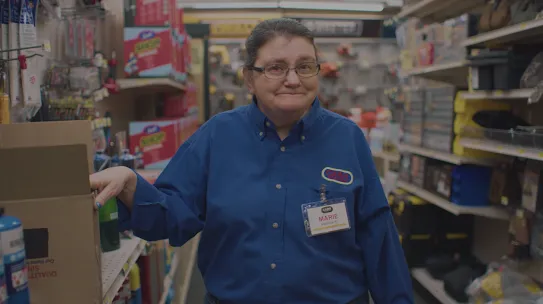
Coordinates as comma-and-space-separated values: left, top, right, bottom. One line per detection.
117, 123, 210, 247
354, 129, 414, 304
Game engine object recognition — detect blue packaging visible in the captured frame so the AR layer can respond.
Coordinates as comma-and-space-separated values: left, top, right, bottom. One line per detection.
0, 235, 7, 304
0, 214, 29, 303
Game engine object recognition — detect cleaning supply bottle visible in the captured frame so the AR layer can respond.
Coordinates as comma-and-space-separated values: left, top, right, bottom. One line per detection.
128, 263, 142, 304
0, 209, 29, 303
99, 197, 120, 252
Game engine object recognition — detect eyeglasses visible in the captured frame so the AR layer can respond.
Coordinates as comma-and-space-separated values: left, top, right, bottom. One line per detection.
249, 62, 320, 79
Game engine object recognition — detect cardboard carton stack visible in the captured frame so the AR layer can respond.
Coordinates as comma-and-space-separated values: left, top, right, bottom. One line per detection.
123, 0, 191, 82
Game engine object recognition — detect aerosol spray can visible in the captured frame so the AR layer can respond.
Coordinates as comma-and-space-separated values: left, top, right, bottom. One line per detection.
0, 210, 29, 303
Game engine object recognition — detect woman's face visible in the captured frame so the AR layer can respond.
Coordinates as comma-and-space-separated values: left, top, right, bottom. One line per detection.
246, 36, 319, 117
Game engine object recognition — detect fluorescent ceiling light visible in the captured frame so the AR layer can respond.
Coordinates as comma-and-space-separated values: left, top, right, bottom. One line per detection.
183, 1, 385, 12
279, 1, 384, 11
184, 2, 278, 9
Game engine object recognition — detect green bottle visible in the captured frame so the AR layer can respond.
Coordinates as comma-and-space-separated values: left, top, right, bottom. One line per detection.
99, 197, 121, 252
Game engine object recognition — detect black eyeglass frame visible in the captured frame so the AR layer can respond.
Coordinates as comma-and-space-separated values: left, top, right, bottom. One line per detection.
248, 63, 321, 79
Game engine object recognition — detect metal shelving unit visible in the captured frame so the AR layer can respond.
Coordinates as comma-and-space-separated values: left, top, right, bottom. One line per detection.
102, 237, 146, 304
397, 181, 509, 220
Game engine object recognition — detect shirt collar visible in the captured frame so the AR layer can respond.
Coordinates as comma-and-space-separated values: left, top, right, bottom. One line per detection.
247, 95, 322, 136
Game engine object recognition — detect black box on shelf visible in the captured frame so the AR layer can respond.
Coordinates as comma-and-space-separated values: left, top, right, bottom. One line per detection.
392, 194, 440, 236
410, 155, 427, 188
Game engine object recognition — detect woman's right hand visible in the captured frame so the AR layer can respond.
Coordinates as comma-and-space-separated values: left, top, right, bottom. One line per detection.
90, 166, 137, 209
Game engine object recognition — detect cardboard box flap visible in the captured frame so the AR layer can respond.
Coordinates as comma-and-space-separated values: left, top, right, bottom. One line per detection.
0, 121, 94, 201
0, 121, 94, 172
0, 145, 91, 201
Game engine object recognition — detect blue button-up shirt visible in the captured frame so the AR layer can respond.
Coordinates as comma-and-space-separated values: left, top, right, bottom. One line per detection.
118, 99, 413, 304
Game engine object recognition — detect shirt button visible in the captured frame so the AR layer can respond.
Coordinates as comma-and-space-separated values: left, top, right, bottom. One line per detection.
259, 131, 264, 137
270, 263, 277, 270
280, 146, 286, 152
275, 184, 282, 190
301, 135, 306, 141
272, 223, 279, 229
266, 122, 271, 127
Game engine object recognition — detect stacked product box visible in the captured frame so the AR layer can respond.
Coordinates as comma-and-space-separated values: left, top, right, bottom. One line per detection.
401, 88, 425, 146
422, 86, 456, 153
123, 0, 191, 81
129, 115, 199, 170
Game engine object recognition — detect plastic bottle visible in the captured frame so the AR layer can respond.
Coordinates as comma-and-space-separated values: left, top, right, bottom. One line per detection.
0, 210, 29, 303
128, 264, 142, 304
99, 197, 120, 252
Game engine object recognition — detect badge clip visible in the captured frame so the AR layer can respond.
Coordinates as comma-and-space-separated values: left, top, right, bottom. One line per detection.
320, 184, 327, 202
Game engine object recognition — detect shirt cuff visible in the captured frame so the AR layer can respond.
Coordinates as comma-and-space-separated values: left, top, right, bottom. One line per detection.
117, 172, 167, 233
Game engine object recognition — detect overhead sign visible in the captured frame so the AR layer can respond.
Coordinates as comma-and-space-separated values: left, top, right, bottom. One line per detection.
295, 18, 382, 38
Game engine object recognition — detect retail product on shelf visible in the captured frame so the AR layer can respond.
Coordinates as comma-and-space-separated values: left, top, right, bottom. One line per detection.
99, 197, 121, 252
0, 210, 28, 303
129, 116, 198, 170
123, 0, 190, 81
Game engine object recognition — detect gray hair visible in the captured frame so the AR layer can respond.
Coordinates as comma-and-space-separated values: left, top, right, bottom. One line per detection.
244, 18, 317, 68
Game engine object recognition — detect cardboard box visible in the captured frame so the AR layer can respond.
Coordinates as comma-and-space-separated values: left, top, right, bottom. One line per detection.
123, 27, 173, 78
124, 0, 170, 27
0, 121, 101, 304
129, 116, 198, 170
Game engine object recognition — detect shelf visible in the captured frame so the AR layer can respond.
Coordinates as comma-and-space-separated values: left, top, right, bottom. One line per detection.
372, 151, 400, 162
117, 78, 186, 92
460, 138, 543, 162
398, 144, 496, 166
404, 61, 468, 87
463, 18, 543, 47
396, 0, 485, 23
412, 268, 458, 304
461, 89, 532, 100
397, 181, 509, 220
102, 236, 146, 304
159, 251, 180, 304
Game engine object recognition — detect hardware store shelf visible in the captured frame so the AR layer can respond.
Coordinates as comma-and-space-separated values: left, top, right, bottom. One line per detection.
102, 236, 146, 304
159, 250, 180, 304
396, 0, 484, 24
372, 151, 400, 162
460, 138, 543, 162
397, 181, 509, 220
404, 61, 468, 87
461, 89, 533, 100
118, 78, 186, 92
412, 268, 458, 304
399, 144, 495, 166
463, 18, 543, 47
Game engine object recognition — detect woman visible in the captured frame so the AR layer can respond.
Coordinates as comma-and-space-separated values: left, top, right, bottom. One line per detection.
91, 18, 413, 304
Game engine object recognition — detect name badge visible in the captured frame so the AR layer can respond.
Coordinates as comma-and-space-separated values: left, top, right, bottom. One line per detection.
302, 198, 351, 237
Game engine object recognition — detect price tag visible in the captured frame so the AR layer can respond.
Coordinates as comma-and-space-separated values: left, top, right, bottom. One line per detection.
518, 149, 525, 154
495, 90, 503, 96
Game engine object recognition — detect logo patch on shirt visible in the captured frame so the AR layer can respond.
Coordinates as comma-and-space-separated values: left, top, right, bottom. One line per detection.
321, 167, 353, 185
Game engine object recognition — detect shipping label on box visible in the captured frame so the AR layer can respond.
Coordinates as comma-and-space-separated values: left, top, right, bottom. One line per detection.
124, 27, 173, 78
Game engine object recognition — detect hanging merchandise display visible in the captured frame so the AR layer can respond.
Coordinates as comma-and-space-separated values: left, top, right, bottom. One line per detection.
0, 210, 29, 304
